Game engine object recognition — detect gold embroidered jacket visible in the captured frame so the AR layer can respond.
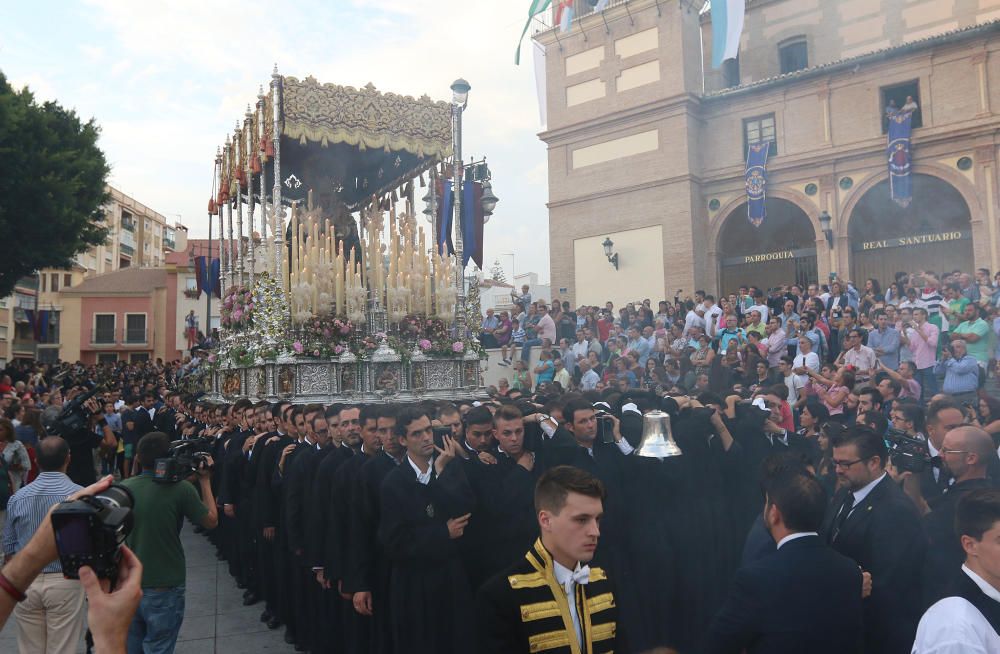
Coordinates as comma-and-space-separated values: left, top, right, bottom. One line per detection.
475, 538, 621, 654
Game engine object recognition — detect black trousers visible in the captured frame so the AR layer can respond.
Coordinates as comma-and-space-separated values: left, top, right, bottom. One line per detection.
257, 529, 278, 614
236, 504, 257, 593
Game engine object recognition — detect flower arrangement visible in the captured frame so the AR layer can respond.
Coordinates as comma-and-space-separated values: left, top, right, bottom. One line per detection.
221, 286, 255, 331
291, 316, 355, 358
183, 288, 201, 299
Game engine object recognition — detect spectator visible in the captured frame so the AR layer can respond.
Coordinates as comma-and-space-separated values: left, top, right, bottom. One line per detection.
0, 419, 29, 494
868, 310, 901, 371
950, 303, 991, 367
936, 339, 981, 404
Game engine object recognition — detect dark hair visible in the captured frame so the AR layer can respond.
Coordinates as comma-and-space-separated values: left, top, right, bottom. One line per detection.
928, 398, 964, 425
830, 425, 888, 469
762, 469, 828, 532
858, 386, 883, 407
563, 398, 595, 424
394, 408, 430, 438
956, 488, 1000, 540
37, 436, 70, 471
359, 404, 380, 427
463, 405, 495, 427
805, 397, 830, 427
863, 410, 889, 435
534, 465, 606, 515
136, 431, 171, 470
493, 404, 523, 424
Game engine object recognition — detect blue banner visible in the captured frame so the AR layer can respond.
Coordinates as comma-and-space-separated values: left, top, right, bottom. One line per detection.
745, 141, 770, 227
888, 109, 914, 208
437, 179, 455, 257
210, 257, 221, 298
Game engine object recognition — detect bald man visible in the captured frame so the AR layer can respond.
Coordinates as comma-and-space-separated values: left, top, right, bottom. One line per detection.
921, 426, 997, 607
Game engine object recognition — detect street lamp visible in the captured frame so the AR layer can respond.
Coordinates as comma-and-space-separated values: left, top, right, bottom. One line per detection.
602, 237, 619, 270
451, 78, 470, 335
451, 78, 471, 107
819, 211, 833, 248
480, 179, 499, 223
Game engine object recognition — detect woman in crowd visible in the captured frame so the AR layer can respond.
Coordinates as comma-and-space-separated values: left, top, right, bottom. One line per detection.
510, 359, 532, 393
747, 360, 777, 395
805, 366, 854, 423
977, 395, 1000, 439
0, 418, 30, 493
690, 333, 715, 381
815, 421, 844, 494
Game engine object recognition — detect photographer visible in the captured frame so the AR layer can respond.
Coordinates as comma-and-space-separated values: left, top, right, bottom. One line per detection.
67, 397, 117, 486
0, 473, 143, 653
120, 431, 217, 653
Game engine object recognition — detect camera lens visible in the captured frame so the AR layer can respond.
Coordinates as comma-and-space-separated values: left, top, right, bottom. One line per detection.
97, 484, 134, 510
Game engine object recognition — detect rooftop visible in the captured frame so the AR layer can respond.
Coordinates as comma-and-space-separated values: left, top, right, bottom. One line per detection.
62, 267, 167, 295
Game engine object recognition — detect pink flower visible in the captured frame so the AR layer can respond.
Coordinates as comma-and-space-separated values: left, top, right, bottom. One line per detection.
452, 341, 465, 353
418, 339, 432, 351
232, 309, 243, 320
334, 345, 344, 354
322, 329, 332, 338
313, 349, 321, 357
292, 341, 304, 353
207, 354, 216, 363
340, 325, 351, 335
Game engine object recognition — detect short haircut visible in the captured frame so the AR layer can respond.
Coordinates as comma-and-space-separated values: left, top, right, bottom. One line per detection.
563, 398, 595, 424
394, 408, 429, 438
859, 387, 883, 406
359, 404, 380, 426
802, 399, 830, 424
831, 425, 888, 469
928, 398, 964, 424
863, 411, 889, 435
37, 436, 70, 471
768, 384, 789, 401
463, 405, 495, 427
437, 403, 460, 419
894, 400, 925, 431
762, 469, 828, 532
136, 431, 171, 470
493, 404, 523, 424
956, 488, 1000, 541
534, 465, 606, 515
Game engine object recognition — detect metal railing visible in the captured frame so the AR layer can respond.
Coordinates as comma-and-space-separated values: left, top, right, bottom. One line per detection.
124, 328, 148, 344
120, 244, 134, 256
91, 328, 116, 344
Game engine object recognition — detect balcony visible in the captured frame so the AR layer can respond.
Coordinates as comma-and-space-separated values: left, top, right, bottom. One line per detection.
124, 328, 148, 345
164, 238, 176, 250
120, 243, 134, 257
91, 328, 116, 345
121, 219, 135, 232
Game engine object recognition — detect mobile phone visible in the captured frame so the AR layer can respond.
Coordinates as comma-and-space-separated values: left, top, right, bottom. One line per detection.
595, 410, 615, 444
432, 426, 452, 450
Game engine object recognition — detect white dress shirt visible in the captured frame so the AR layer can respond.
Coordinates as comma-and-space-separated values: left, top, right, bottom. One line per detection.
553, 561, 584, 648
407, 455, 432, 485
776, 531, 818, 549
912, 565, 1000, 653
849, 472, 886, 513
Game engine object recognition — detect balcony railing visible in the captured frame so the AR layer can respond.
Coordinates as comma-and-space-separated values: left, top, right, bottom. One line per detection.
120, 244, 134, 256
121, 219, 135, 232
164, 238, 176, 250
124, 328, 147, 344
91, 328, 116, 344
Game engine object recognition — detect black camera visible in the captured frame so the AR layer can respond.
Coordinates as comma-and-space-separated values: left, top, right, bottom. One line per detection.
51, 484, 134, 580
432, 426, 453, 451
885, 428, 932, 473
595, 409, 615, 444
46, 385, 102, 442
154, 437, 215, 483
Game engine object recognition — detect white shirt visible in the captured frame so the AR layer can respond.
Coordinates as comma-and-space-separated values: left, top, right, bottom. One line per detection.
580, 369, 600, 390
776, 532, 818, 549
407, 455, 432, 485
553, 560, 584, 648
784, 373, 805, 405
684, 310, 706, 335
912, 565, 1000, 654
704, 305, 723, 337
849, 472, 886, 515
749, 303, 770, 324
571, 341, 589, 361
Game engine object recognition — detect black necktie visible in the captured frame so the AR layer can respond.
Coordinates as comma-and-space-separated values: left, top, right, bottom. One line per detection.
832, 493, 855, 542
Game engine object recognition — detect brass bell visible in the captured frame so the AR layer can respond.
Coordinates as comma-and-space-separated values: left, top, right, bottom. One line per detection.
636, 410, 683, 459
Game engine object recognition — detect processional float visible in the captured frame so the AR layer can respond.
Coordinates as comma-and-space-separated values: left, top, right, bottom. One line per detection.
203, 67, 488, 403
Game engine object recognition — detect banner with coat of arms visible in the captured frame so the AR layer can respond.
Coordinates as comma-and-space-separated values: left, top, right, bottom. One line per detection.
745, 142, 770, 227
887, 109, 914, 208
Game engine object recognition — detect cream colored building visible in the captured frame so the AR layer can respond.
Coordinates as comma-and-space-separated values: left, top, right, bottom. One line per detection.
7, 185, 187, 363
537, 0, 1000, 305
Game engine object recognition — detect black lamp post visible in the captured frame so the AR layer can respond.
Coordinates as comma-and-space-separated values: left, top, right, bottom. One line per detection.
819, 211, 833, 248
602, 237, 619, 270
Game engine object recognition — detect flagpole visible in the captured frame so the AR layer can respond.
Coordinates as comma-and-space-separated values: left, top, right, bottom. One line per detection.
450, 79, 471, 339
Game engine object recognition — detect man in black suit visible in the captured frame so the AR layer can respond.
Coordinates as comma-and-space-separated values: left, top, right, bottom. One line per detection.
822, 425, 926, 654
706, 466, 864, 653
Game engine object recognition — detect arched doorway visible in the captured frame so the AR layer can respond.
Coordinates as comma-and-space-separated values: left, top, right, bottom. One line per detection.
718, 199, 818, 294
848, 174, 973, 287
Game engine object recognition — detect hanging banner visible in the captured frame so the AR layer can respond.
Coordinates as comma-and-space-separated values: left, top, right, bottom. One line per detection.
194, 256, 207, 297
887, 109, 914, 208
745, 141, 770, 227
461, 181, 484, 269
436, 179, 456, 257
210, 258, 221, 299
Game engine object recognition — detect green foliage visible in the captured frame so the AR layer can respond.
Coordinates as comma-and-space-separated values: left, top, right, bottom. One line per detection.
0, 71, 110, 297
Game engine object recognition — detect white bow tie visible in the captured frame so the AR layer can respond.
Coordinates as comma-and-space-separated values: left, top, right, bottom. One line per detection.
563, 565, 591, 595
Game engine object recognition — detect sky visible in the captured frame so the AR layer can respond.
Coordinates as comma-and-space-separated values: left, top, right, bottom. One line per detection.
0, 0, 551, 282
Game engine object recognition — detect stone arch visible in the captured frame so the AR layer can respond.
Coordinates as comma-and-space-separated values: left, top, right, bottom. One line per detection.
709, 186, 822, 251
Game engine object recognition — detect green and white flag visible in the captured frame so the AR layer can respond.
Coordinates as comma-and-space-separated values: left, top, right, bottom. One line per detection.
515, 0, 551, 65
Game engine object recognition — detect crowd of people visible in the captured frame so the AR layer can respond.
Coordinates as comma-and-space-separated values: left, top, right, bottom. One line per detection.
0, 267, 999, 653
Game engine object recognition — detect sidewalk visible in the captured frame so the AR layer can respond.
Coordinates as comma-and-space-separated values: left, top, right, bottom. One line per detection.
0, 526, 295, 653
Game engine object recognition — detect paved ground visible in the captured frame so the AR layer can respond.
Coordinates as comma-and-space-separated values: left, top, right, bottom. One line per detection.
0, 526, 295, 653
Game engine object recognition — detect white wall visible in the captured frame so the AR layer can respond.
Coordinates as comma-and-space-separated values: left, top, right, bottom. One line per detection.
573, 225, 665, 307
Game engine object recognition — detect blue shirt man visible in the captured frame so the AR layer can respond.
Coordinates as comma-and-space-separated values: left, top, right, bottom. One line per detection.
867, 313, 901, 371
936, 340, 980, 398
626, 327, 651, 367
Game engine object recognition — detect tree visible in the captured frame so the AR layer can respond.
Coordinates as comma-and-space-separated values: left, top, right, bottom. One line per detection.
489, 259, 507, 284
0, 72, 110, 297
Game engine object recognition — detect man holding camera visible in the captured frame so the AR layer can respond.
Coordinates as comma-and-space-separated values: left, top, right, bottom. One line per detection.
121, 431, 218, 654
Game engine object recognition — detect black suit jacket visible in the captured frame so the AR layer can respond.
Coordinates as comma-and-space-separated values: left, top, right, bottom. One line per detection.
706, 535, 863, 654
922, 477, 992, 607
821, 475, 926, 654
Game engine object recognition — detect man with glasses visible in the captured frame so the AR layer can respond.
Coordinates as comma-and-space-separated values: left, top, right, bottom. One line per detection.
839, 328, 877, 382
822, 425, 926, 654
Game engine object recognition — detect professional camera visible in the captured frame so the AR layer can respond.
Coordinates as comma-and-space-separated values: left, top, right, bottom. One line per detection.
51, 484, 134, 580
885, 427, 932, 473
154, 437, 215, 483
46, 385, 103, 442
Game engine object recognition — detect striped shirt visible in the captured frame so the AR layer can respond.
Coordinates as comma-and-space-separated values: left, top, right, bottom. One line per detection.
2, 472, 82, 572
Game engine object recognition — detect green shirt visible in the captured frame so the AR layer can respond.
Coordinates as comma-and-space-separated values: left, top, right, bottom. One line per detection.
953, 317, 991, 363
120, 473, 208, 588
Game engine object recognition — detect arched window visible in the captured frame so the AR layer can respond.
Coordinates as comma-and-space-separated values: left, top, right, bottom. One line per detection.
778, 37, 808, 74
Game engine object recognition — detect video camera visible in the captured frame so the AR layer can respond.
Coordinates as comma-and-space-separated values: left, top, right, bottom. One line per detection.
51, 484, 134, 580
154, 437, 215, 483
46, 384, 103, 443
884, 427, 932, 473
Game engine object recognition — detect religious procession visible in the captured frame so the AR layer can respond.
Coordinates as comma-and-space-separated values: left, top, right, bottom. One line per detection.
4, 1, 1000, 654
